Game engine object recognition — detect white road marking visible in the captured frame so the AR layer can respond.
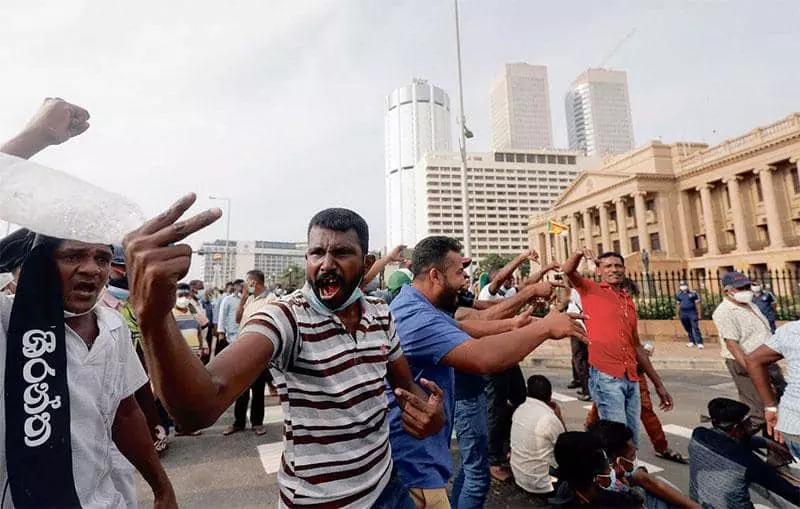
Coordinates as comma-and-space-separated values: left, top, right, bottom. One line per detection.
551, 392, 578, 402
257, 441, 283, 474
638, 459, 664, 473
582, 404, 593, 410
709, 381, 736, 391
662, 424, 693, 439
264, 405, 284, 424
754, 505, 772, 509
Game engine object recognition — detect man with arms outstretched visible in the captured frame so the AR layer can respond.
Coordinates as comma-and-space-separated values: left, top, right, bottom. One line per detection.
125, 203, 445, 508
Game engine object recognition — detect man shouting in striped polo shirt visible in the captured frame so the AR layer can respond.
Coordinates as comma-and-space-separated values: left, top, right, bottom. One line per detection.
125, 201, 445, 508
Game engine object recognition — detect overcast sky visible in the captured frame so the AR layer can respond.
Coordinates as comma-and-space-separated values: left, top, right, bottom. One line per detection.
1, 0, 798, 257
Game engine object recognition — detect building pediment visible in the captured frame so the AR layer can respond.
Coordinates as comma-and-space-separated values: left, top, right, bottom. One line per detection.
551, 171, 631, 208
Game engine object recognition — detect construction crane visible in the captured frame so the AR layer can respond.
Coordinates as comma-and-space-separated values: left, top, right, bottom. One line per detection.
596, 27, 637, 69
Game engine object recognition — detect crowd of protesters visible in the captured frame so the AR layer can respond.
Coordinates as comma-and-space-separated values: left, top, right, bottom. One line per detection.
0, 97, 796, 509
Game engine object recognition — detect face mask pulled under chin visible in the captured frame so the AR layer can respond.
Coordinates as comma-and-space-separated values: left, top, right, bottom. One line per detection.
597, 467, 621, 492
63, 288, 105, 318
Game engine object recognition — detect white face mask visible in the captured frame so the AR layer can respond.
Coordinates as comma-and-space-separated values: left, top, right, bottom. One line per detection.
679, 285, 688, 291
176, 296, 190, 309
732, 290, 754, 304
751, 285, 762, 293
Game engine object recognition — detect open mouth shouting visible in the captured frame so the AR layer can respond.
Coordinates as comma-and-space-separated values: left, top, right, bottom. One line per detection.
315, 272, 344, 301
72, 281, 98, 300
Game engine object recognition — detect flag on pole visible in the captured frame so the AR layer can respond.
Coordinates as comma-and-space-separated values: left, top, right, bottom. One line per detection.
547, 219, 570, 236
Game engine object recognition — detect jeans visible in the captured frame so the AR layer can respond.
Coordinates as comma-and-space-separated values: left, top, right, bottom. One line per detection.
785, 436, 800, 461
679, 313, 703, 345
452, 394, 490, 509
372, 469, 415, 509
589, 366, 641, 445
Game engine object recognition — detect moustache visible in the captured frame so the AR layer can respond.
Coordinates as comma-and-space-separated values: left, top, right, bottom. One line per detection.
315, 272, 344, 287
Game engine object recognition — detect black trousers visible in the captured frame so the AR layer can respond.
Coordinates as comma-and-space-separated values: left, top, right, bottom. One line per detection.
233, 369, 272, 428
486, 364, 526, 466
571, 336, 589, 393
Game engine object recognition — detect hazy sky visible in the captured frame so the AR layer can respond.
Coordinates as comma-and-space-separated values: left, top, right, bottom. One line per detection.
1, 0, 798, 255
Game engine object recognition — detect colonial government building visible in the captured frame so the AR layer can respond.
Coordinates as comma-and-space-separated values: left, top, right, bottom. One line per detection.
528, 113, 800, 280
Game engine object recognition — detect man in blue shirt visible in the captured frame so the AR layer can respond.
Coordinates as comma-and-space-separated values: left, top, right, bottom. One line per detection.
388, 236, 588, 508
675, 280, 704, 349
752, 279, 778, 333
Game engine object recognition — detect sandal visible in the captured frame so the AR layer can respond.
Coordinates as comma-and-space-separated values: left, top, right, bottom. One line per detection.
657, 449, 688, 464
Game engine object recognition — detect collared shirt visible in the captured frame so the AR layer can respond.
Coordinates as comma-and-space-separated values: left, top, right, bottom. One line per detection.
217, 293, 240, 339
99, 292, 142, 350
388, 285, 470, 489
574, 277, 639, 380
689, 427, 799, 508
766, 321, 800, 435
712, 299, 772, 360
239, 288, 403, 508
238, 290, 272, 332
675, 290, 700, 314
0, 297, 148, 508
510, 397, 564, 494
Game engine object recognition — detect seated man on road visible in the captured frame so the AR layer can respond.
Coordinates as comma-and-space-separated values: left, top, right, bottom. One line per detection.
126, 204, 446, 508
589, 420, 700, 509
509, 375, 565, 501
549, 431, 644, 508
689, 397, 799, 508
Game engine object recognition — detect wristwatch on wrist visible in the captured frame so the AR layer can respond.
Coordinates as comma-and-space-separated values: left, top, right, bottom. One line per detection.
764, 406, 778, 413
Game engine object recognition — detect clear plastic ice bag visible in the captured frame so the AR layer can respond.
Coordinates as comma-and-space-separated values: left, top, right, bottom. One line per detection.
0, 153, 145, 244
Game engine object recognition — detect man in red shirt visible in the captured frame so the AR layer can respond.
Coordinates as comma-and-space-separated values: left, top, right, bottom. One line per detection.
564, 249, 673, 445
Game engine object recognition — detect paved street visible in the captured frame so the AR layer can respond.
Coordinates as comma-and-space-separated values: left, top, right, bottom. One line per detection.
135, 367, 787, 508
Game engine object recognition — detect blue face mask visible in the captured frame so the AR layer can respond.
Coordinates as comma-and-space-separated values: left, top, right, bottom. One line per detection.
304, 282, 363, 314
197, 289, 206, 300
107, 285, 130, 301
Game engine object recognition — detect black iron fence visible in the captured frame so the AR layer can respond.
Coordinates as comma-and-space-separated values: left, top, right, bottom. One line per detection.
612, 270, 800, 321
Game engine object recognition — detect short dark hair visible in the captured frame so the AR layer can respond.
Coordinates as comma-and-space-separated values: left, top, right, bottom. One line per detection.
708, 397, 750, 431
177, 282, 191, 293
189, 279, 204, 289
412, 236, 463, 277
587, 419, 634, 459
554, 432, 607, 489
247, 270, 265, 284
527, 375, 552, 402
224, 281, 233, 287
597, 252, 624, 266
232, 279, 244, 286
307, 208, 369, 256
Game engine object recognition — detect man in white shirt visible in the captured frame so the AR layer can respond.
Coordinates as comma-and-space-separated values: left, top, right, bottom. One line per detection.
510, 375, 565, 500
0, 98, 175, 508
712, 271, 786, 431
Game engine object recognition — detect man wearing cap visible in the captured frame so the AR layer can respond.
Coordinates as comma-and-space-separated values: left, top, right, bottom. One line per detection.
675, 280, 704, 349
712, 271, 787, 431
387, 235, 587, 508
0, 99, 176, 508
689, 397, 798, 508
387, 268, 414, 303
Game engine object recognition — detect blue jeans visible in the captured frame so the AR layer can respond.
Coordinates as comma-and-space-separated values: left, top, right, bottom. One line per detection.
372, 468, 414, 509
589, 366, 641, 445
679, 313, 703, 345
785, 436, 800, 460
451, 393, 490, 509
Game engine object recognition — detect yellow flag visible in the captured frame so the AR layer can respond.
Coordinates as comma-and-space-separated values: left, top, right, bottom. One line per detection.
547, 219, 569, 235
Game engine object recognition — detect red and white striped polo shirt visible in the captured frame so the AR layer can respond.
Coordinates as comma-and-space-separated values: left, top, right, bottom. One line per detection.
240, 288, 403, 508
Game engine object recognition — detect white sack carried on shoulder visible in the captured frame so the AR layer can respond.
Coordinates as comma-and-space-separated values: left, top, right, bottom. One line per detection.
0, 152, 145, 244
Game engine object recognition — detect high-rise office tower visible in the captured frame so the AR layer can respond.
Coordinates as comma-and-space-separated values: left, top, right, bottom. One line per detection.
384, 79, 452, 248
566, 68, 635, 156
490, 63, 554, 150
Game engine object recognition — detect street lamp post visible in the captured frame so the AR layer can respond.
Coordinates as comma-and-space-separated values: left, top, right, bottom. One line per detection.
453, 0, 473, 267
209, 196, 232, 283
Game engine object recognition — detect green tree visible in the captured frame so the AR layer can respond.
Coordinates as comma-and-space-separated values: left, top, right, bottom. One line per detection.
281, 263, 305, 290
479, 254, 514, 274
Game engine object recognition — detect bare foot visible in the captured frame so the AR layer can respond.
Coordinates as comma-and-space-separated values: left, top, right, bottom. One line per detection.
490, 465, 512, 483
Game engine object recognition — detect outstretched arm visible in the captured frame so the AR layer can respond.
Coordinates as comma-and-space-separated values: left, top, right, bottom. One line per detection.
1, 98, 90, 159
486, 250, 534, 295
442, 308, 588, 375
126, 194, 272, 431
362, 245, 407, 289
471, 282, 555, 321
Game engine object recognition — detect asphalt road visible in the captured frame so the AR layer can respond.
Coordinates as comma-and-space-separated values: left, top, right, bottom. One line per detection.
135, 368, 783, 508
